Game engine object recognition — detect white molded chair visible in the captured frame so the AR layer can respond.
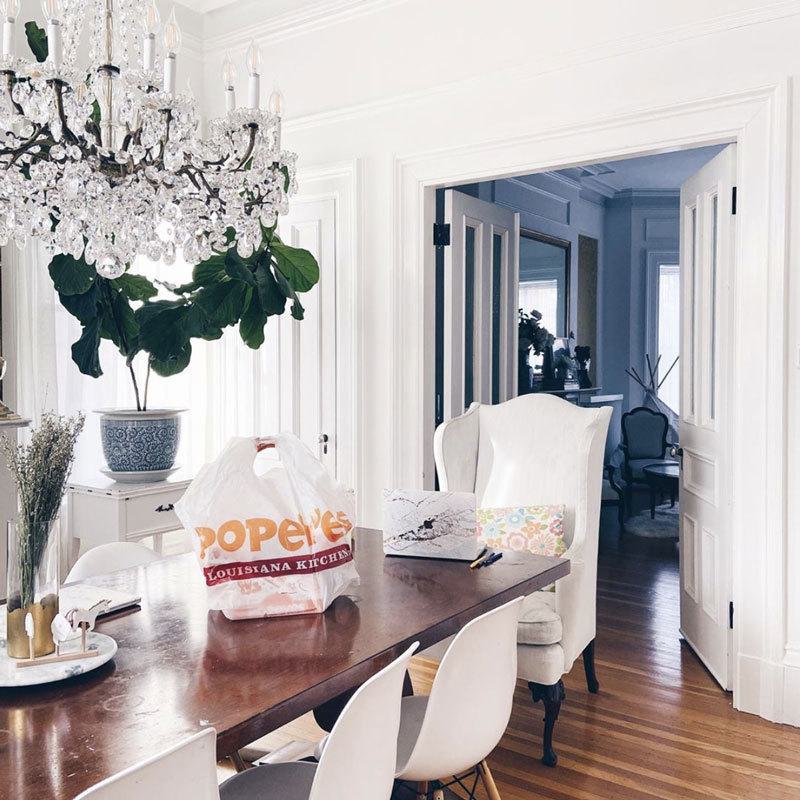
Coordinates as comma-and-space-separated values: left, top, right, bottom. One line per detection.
219, 641, 419, 800
395, 597, 525, 800
434, 394, 612, 767
65, 542, 160, 583
75, 728, 220, 800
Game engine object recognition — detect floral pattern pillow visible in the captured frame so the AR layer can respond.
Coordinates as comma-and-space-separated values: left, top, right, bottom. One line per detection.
477, 505, 567, 557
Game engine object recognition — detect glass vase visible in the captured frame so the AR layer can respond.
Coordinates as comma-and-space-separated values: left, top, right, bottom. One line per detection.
6, 519, 60, 659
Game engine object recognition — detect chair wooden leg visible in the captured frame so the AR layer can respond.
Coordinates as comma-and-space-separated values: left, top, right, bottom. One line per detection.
582, 639, 600, 693
416, 781, 429, 799
478, 760, 503, 800
528, 679, 565, 767
230, 751, 248, 772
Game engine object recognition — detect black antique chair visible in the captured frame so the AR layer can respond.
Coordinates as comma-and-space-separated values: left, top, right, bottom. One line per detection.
601, 465, 625, 528
620, 406, 677, 517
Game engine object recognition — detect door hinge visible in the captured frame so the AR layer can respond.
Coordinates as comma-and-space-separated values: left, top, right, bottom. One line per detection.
731, 186, 737, 215
433, 222, 451, 247
729, 601, 734, 629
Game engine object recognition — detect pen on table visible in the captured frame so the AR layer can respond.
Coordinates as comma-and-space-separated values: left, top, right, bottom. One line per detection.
479, 552, 503, 568
469, 547, 489, 569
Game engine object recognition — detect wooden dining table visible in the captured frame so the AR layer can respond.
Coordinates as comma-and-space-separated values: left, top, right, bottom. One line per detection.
0, 529, 569, 799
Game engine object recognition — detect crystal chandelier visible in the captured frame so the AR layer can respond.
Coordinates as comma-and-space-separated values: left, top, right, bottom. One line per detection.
0, 0, 294, 278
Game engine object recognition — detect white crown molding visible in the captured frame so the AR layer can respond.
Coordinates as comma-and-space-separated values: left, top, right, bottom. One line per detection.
203, 0, 410, 52
284, 0, 800, 132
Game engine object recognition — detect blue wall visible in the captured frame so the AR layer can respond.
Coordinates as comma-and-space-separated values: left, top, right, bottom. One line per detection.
456, 177, 680, 411
603, 191, 680, 408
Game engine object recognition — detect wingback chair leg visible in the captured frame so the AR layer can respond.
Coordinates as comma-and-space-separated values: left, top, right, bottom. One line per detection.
582, 639, 600, 693
528, 679, 566, 767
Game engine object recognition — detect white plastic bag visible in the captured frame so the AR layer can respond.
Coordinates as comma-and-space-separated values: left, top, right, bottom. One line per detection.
175, 433, 358, 620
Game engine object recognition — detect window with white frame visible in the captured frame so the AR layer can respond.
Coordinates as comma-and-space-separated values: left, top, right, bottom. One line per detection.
519, 279, 559, 336
656, 264, 680, 412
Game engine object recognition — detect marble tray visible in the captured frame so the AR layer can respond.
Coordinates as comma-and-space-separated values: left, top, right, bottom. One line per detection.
0, 615, 117, 688
382, 488, 480, 561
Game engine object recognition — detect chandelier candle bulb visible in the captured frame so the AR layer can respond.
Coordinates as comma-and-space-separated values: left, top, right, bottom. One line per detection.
221, 51, 237, 111
162, 6, 180, 94
142, 0, 159, 71
246, 38, 261, 108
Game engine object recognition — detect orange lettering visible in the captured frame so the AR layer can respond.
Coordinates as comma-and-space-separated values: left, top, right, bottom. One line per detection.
246, 518, 277, 552
336, 511, 353, 534
218, 520, 246, 552
195, 527, 215, 558
279, 518, 312, 551
321, 510, 345, 542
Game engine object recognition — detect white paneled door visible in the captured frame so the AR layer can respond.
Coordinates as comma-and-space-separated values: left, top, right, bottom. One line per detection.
443, 190, 519, 419
271, 197, 337, 474
678, 145, 736, 690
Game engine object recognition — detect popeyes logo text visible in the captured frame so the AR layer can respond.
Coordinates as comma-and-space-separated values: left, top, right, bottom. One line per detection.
194, 508, 353, 558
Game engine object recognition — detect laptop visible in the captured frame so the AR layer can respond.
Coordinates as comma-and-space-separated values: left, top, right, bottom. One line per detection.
382, 488, 481, 561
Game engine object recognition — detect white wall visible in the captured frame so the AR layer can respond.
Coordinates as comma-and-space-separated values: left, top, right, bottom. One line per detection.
194, 0, 800, 727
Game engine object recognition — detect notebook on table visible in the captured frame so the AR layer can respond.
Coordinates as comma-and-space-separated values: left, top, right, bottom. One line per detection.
60, 583, 142, 617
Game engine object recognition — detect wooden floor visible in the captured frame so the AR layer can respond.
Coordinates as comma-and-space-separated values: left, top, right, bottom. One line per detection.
222, 506, 800, 799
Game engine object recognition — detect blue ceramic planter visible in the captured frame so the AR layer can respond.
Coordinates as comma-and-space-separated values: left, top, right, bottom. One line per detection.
98, 410, 184, 473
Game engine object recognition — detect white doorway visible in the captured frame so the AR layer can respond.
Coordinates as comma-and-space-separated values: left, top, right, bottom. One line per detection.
394, 84, 791, 719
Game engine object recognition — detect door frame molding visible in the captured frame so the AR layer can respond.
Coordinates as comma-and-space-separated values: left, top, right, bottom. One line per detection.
293, 159, 363, 515
391, 83, 790, 723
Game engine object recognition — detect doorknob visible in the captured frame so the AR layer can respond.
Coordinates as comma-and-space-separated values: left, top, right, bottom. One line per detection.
318, 433, 329, 455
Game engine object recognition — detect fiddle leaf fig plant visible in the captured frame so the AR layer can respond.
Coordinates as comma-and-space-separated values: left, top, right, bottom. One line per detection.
50, 229, 320, 411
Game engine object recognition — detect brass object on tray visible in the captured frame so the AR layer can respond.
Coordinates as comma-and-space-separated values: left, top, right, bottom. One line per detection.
6, 594, 58, 659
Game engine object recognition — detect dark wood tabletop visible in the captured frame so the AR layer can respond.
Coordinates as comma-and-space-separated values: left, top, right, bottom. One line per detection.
0, 528, 568, 800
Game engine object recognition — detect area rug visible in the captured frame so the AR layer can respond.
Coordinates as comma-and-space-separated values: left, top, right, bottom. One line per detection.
624, 503, 680, 539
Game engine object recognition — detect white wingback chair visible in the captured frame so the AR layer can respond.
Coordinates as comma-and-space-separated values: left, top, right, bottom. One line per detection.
434, 394, 612, 767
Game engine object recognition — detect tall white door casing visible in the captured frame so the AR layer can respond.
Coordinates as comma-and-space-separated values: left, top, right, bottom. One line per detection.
275, 198, 337, 475
443, 190, 519, 420
678, 144, 736, 690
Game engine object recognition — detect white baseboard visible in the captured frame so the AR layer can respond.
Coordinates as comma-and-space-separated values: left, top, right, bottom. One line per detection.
735, 652, 800, 726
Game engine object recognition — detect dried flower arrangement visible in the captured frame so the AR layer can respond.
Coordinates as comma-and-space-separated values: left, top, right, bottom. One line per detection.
1, 413, 84, 658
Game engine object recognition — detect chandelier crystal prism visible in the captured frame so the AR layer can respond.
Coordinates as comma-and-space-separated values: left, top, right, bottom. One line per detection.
0, 0, 296, 274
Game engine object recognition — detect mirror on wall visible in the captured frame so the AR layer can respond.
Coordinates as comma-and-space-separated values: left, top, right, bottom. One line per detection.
518, 230, 570, 339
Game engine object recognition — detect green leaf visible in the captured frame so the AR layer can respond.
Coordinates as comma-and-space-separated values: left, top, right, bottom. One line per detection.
48, 254, 96, 296
271, 242, 320, 293
149, 343, 192, 377
91, 99, 101, 127
24, 21, 48, 63
58, 285, 99, 325
195, 281, 248, 328
114, 272, 158, 302
71, 318, 102, 378
272, 266, 303, 320
99, 287, 139, 359
280, 165, 291, 193
192, 254, 227, 286
239, 295, 268, 349
290, 297, 305, 321
255, 261, 287, 315
136, 303, 190, 362
224, 249, 257, 286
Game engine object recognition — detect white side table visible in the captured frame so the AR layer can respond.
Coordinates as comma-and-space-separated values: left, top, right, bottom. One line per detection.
67, 470, 192, 560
